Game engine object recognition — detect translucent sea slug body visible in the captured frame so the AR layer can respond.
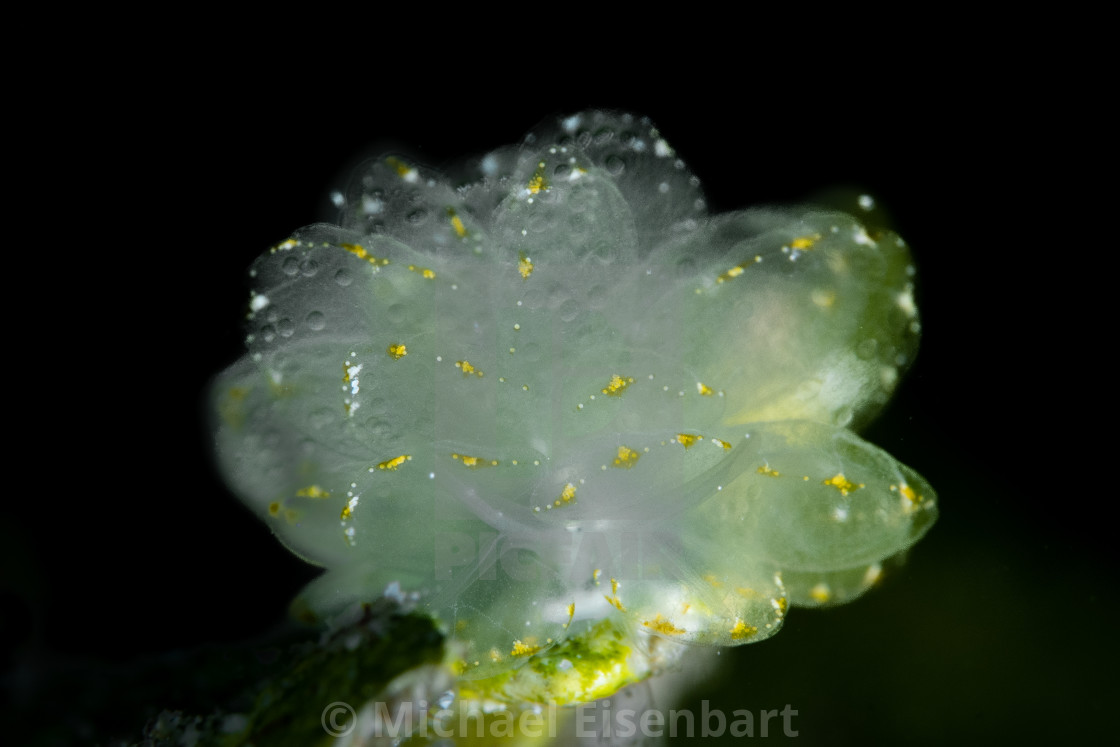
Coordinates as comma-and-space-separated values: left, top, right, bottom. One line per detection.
214, 111, 936, 696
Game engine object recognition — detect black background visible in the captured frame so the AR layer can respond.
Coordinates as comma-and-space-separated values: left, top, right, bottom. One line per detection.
5, 63, 1111, 744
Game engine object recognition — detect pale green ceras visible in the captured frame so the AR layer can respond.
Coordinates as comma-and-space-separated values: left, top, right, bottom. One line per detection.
213, 110, 936, 700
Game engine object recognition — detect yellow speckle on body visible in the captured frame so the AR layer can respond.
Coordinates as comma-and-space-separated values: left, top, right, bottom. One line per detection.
340, 242, 389, 266
791, 234, 819, 250
612, 445, 640, 468
605, 595, 627, 612
296, 485, 330, 499
822, 473, 862, 496
559, 483, 577, 503
676, 433, 700, 449
377, 455, 411, 471
809, 584, 831, 603
452, 453, 497, 468
716, 256, 761, 283
601, 374, 634, 396
896, 483, 919, 502
711, 437, 732, 450
511, 640, 542, 657
593, 569, 602, 584
387, 343, 407, 360
518, 252, 534, 279
730, 618, 757, 640
407, 264, 436, 279
386, 156, 409, 176
643, 614, 686, 636
527, 172, 546, 194
757, 464, 780, 477
717, 265, 745, 283
447, 208, 467, 238
697, 381, 713, 396
894, 482, 924, 513
268, 501, 281, 517
386, 156, 417, 181
455, 360, 483, 377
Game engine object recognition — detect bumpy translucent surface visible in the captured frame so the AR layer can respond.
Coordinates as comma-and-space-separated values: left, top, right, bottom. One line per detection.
213, 110, 936, 686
